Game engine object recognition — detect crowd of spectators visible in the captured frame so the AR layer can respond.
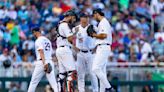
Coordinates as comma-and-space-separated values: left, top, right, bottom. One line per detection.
0, 0, 163, 91
0, 0, 163, 69
0, 0, 163, 72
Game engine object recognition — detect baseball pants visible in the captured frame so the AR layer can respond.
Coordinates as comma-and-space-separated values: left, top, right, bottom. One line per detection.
56, 46, 76, 74
56, 46, 76, 92
76, 51, 98, 92
27, 60, 58, 92
92, 45, 112, 92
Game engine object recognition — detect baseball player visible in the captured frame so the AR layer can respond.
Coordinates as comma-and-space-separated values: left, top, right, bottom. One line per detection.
27, 27, 58, 92
55, 10, 77, 92
73, 13, 99, 92
91, 9, 115, 92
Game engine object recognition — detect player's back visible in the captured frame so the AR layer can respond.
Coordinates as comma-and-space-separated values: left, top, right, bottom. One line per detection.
35, 36, 52, 60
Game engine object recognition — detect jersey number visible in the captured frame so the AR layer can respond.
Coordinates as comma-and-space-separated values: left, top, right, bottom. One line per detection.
45, 42, 50, 51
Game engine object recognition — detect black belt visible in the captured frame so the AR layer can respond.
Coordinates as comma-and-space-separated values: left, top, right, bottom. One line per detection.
80, 49, 92, 53
39, 59, 52, 60
59, 45, 71, 49
97, 43, 110, 46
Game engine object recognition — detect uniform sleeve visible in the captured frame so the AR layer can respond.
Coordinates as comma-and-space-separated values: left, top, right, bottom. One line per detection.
62, 23, 73, 37
36, 40, 44, 51
99, 22, 112, 34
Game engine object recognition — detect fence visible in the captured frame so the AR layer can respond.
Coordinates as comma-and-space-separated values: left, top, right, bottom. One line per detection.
1, 62, 164, 92
0, 77, 164, 92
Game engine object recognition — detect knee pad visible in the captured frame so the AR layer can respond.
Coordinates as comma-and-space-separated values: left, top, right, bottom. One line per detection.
57, 73, 67, 92
67, 70, 77, 81
67, 70, 77, 92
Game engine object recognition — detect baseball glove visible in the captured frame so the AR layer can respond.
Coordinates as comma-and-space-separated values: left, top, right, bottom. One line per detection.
86, 25, 96, 37
44, 63, 52, 73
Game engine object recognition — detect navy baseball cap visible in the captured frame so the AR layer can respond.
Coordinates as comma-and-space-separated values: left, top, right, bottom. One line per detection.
79, 13, 89, 18
31, 26, 40, 33
92, 9, 104, 16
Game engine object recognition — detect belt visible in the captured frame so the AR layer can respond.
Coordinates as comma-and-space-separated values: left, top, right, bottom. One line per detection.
39, 59, 52, 60
59, 45, 71, 49
97, 43, 110, 46
80, 49, 92, 53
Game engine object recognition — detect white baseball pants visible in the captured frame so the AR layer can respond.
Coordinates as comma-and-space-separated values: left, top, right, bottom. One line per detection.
92, 45, 112, 92
76, 51, 98, 92
56, 46, 76, 74
27, 60, 58, 92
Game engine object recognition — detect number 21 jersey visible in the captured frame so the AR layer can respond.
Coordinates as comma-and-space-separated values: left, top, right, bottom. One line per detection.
35, 36, 52, 60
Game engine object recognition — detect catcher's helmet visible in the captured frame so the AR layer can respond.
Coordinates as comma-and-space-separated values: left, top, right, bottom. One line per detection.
63, 10, 76, 17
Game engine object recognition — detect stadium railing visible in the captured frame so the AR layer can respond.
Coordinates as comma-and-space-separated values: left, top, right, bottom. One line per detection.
1, 62, 164, 92
0, 77, 163, 92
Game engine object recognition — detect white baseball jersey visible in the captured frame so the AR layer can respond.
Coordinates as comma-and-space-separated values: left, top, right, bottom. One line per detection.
28, 36, 58, 92
74, 24, 99, 92
96, 17, 112, 45
56, 22, 73, 48
73, 24, 96, 50
35, 36, 52, 60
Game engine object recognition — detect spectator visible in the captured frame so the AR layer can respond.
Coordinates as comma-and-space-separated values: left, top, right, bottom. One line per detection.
150, 0, 164, 18
155, 10, 164, 29
0, 48, 11, 63
129, 15, 140, 28
103, 6, 112, 20
9, 21, 20, 46
12, 53, 21, 77
17, 6, 29, 20
119, 0, 129, 10
22, 54, 33, 77
6, 19, 15, 31
140, 40, 154, 62
154, 29, 164, 41
135, 0, 150, 18
10, 44, 22, 62
152, 37, 164, 62
117, 45, 127, 62
138, 18, 150, 32
19, 19, 29, 36
22, 36, 34, 51
52, 2, 63, 16
41, 17, 53, 32
0, 6, 8, 19
3, 29, 11, 48
115, 19, 129, 34
7, 5, 17, 20
92, 0, 105, 9
129, 40, 139, 62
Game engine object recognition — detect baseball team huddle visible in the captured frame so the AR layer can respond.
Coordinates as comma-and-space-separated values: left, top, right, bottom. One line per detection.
27, 8, 115, 92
